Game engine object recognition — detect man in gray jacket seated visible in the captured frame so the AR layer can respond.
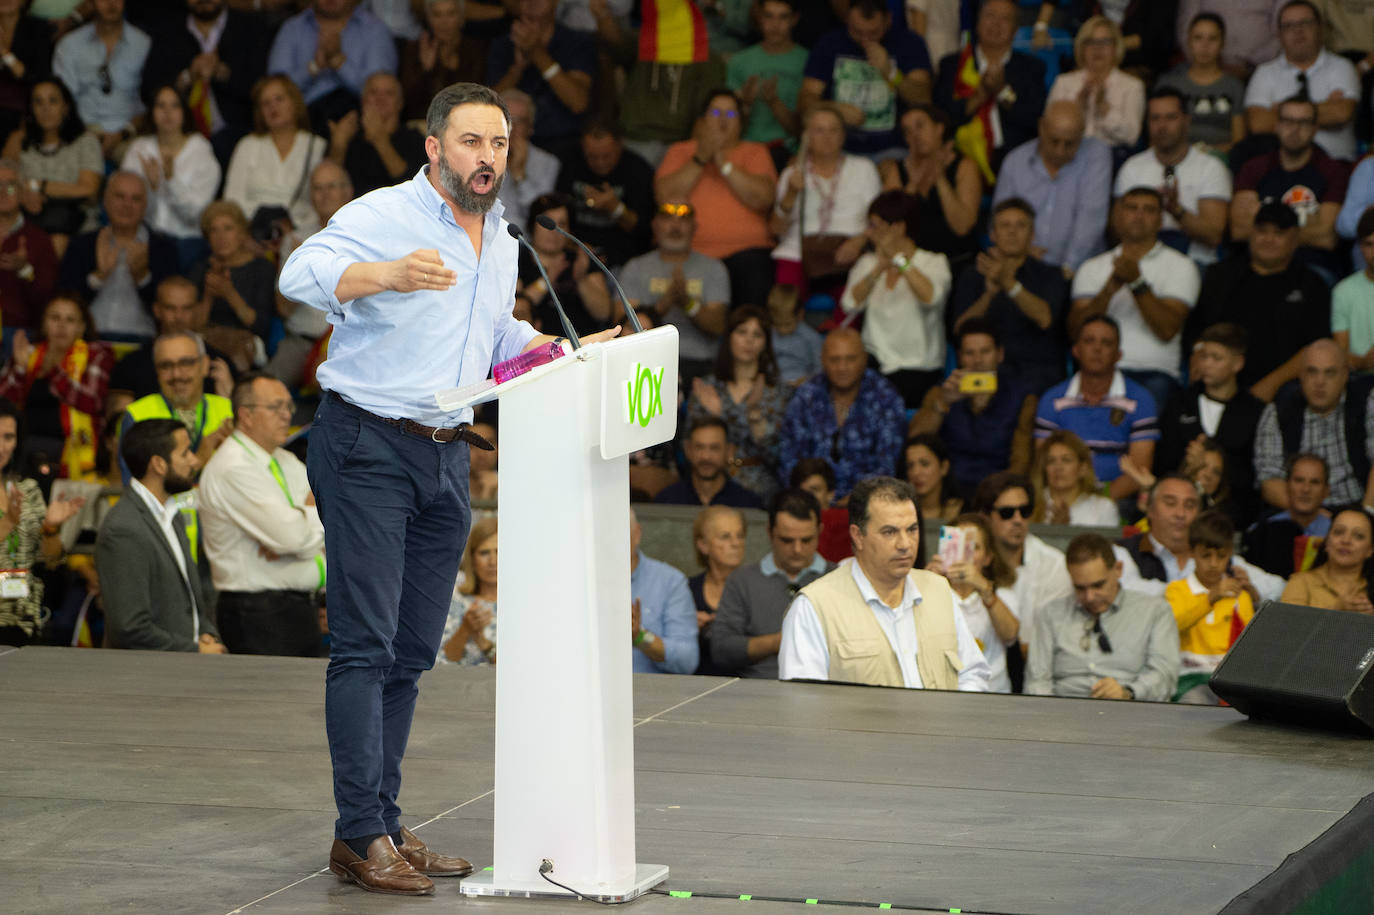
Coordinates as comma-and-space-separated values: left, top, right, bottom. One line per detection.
711, 489, 832, 678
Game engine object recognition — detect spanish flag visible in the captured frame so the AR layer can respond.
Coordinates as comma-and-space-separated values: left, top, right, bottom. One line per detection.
951, 44, 999, 184
639, 0, 709, 64
188, 78, 214, 138
1292, 534, 1323, 574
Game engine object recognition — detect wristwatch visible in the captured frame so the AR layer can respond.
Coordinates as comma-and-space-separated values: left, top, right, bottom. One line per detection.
1122, 686, 1135, 700
1127, 275, 1149, 293
634, 629, 656, 647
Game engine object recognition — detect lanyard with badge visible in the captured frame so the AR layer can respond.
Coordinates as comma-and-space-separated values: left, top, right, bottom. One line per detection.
233, 435, 326, 589
164, 394, 208, 449
0, 481, 29, 599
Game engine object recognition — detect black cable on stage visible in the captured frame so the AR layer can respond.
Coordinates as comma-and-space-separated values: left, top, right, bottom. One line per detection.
646, 886, 1026, 913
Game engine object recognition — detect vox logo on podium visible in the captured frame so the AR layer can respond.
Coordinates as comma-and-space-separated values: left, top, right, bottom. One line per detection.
625, 362, 665, 428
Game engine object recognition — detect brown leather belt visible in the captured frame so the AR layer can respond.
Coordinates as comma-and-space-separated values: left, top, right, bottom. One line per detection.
329, 392, 495, 449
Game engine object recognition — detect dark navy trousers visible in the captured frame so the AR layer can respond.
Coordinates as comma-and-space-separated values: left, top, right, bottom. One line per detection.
307, 394, 472, 840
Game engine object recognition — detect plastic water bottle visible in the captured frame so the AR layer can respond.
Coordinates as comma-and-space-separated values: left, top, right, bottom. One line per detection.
492, 341, 565, 383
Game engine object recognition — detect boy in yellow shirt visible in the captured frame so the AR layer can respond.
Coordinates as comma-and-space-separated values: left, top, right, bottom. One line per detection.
1165, 511, 1256, 704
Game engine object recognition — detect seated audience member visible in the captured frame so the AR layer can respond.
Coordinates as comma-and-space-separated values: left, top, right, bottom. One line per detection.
514, 193, 613, 336
0, 397, 82, 646
656, 417, 764, 509
492, 90, 557, 232
878, 104, 981, 273
790, 457, 850, 562
1031, 430, 1119, 527
438, 516, 498, 665
779, 476, 991, 690
192, 200, 277, 371
59, 172, 178, 341
1047, 16, 1145, 152
140, 0, 266, 165
727, 0, 807, 150
1173, 0, 1278, 81
687, 306, 792, 503
556, 118, 655, 270
0, 292, 111, 478
223, 76, 326, 238
618, 200, 729, 383
1242, 453, 1331, 578
51, 0, 149, 158
901, 433, 962, 523
1232, 96, 1351, 282
908, 319, 1035, 499
1253, 339, 1374, 510
949, 198, 1068, 396
688, 504, 746, 674
119, 331, 236, 483
1333, 208, 1374, 371
778, 327, 906, 499
269, 161, 353, 388
1280, 505, 1374, 612
326, 72, 426, 198
839, 190, 951, 408
767, 283, 821, 385
975, 471, 1073, 662
1244, 1, 1360, 162
0, 158, 58, 341
1070, 186, 1199, 410
926, 513, 1019, 693
97, 417, 224, 652
932, 0, 1044, 177
656, 90, 778, 307
0, 4, 50, 146
6, 79, 101, 258
198, 373, 324, 657
712, 488, 830, 678
1115, 87, 1231, 265
1114, 473, 1285, 601
1336, 163, 1374, 272
399, 0, 486, 122
797, 0, 934, 158
488, 0, 593, 152
107, 277, 235, 401
770, 103, 879, 292
629, 508, 699, 674
1024, 533, 1180, 701
1035, 315, 1158, 501
1185, 202, 1330, 402
1167, 510, 1256, 704
468, 420, 498, 502
1155, 13, 1247, 155
266, 0, 397, 128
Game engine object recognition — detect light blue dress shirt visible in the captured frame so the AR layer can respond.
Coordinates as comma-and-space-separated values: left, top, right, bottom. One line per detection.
267, 7, 399, 105
630, 551, 699, 674
52, 21, 151, 133
279, 168, 538, 426
992, 135, 1112, 272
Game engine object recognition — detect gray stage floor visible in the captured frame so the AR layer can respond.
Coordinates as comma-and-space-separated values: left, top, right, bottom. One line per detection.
2, 645, 1372, 915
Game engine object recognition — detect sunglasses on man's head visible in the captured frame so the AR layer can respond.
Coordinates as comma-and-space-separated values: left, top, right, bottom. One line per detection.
994, 504, 1032, 520
658, 203, 693, 218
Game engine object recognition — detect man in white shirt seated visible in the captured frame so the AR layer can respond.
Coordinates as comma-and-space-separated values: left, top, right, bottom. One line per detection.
199, 372, 326, 656
779, 476, 990, 691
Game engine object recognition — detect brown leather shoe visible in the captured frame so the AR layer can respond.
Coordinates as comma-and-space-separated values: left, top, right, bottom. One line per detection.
396, 825, 475, 877
328, 836, 435, 896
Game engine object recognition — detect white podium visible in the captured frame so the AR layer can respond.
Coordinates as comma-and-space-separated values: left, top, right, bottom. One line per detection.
437, 327, 679, 902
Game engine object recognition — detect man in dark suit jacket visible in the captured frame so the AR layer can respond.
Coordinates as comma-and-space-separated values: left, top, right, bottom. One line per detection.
97, 418, 224, 652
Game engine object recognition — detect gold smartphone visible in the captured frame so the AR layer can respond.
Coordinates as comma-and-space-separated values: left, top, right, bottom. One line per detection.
958, 372, 997, 394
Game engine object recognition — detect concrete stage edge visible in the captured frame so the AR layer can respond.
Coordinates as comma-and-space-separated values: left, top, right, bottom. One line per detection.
2, 646, 1372, 914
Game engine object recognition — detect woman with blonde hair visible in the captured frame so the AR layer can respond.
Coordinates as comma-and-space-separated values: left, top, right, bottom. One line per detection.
223, 75, 324, 240
1047, 16, 1145, 150
439, 516, 498, 664
1032, 429, 1119, 527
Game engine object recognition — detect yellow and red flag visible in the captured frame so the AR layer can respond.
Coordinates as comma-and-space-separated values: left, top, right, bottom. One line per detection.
639, 0, 709, 64
951, 44, 999, 184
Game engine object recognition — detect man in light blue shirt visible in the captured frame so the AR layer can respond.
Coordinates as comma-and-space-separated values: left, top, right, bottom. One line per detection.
51, 0, 150, 153
629, 509, 699, 674
267, 0, 398, 110
279, 82, 617, 897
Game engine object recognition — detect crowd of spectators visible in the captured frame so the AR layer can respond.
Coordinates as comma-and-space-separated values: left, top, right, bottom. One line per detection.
0, 0, 1372, 709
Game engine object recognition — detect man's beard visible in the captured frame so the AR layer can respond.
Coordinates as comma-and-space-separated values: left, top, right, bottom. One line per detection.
165, 469, 195, 496
437, 153, 504, 215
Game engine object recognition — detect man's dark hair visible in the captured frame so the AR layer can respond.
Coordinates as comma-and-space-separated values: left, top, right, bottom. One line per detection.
1356, 205, 1374, 241
1076, 313, 1120, 346
955, 316, 1001, 351
992, 196, 1035, 221
1187, 510, 1234, 553
697, 88, 744, 123
231, 371, 283, 418
1198, 321, 1248, 357
758, 0, 800, 14
1147, 85, 1188, 111
1188, 11, 1225, 35
849, 0, 888, 18
789, 457, 836, 492
1279, 0, 1321, 26
427, 82, 511, 140
530, 191, 576, 227
1286, 451, 1330, 484
769, 488, 821, 529
973, 471, 1035, 515
848, 475, 926, 567
1065, 532, 1116, 567
1149, 472, 1198, 506
122, 419, 186, 481
1277, 94, 1318, 120
1121, 185, 1163, 207
688, 415, 731, 444
580, 114, 624, 140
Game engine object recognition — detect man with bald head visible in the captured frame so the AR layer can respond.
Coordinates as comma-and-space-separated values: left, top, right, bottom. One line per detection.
108, 276, 236, 399
1253, 338, 1374, 509
992, 100, 1112, 276
778, 327, 907, 499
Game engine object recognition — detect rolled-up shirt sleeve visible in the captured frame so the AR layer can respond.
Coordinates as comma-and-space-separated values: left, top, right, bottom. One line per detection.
779, 594, 830, 681
659, 577, 700, 674
277, 203, 379, 317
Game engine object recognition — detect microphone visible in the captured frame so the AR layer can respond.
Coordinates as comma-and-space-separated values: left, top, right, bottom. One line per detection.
535, 214, 643, 334
507, 222, 581, 349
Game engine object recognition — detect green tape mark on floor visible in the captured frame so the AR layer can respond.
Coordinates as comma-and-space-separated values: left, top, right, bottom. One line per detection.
669, 890, 693, 898
950, 910, 962, 914
739, 895, 752, 901
879, 906, 892, 911
482, 866, 493, 872
806, 899, 818, 905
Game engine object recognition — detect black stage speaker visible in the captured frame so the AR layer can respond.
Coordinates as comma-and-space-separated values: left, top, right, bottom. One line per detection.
1210, 601, 1374, 735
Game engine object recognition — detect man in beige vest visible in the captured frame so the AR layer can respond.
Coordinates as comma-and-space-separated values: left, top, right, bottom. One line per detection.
778, 477, 991, 690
